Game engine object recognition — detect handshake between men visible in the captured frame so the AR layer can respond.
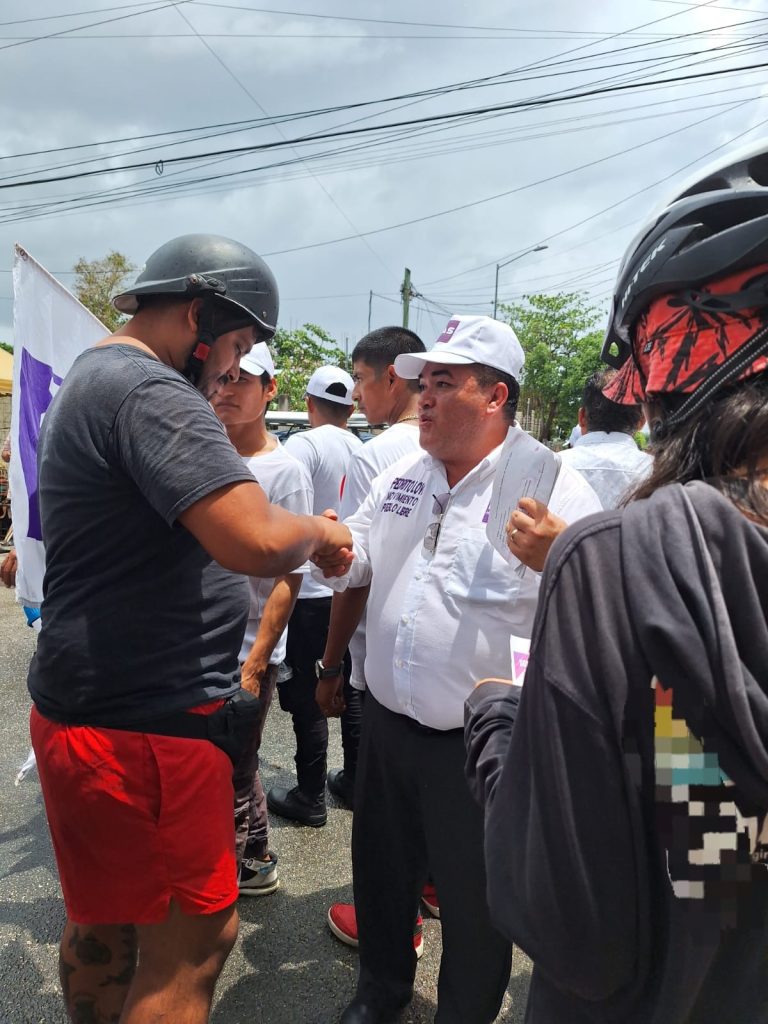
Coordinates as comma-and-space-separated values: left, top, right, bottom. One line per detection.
311, 509, 354, 578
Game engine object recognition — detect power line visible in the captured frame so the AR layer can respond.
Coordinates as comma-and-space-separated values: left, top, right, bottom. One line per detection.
0, 0, 190, 53
11, 81, 757, 213
1, 83, 761, 235
0, 29, 761, 40
189, 1, 732, 39
260, 99, 763, 257
422, 106, 768, 288
0, 2, 175, 28
0, 0, 759, 246
173, 4, 397, 280
1, 12, 762, 173
4, 54, 768, 193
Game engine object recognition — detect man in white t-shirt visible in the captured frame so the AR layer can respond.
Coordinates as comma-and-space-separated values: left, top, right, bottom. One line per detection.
559, 368, 652, 509
315, 316, 602, 1024
266, 366, 362, 827
211, 343, 313, 897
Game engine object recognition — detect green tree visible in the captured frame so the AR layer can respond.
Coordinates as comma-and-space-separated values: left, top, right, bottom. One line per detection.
0, 342, 12, 355
271, 323, 348, 408
73, 251, 135, 332
500, 292, 605, 442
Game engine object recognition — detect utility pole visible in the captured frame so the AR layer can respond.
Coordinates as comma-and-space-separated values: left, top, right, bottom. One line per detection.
401, 267, 412, 328
493, 245, 548, 319
367, 289, 373, 333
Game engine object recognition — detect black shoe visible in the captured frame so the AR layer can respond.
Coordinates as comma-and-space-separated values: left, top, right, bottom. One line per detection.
339, 997, 406, 1023
267, 784, 327, 827
328, 768, 356, 809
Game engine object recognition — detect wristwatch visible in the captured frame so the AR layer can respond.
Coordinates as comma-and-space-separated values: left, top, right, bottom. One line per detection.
315, 659, 344, 679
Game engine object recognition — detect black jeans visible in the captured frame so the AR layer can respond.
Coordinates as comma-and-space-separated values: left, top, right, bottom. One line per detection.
279, 597, 364, 803
352, 695, 513, 1024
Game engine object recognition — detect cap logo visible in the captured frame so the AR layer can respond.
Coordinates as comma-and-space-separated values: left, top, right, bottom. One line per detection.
436, 319, 461, 344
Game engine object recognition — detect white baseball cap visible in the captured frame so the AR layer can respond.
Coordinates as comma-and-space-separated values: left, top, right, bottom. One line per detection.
305, 365, 355, 406
239, 341, 275, 378
394, 314, 525, 381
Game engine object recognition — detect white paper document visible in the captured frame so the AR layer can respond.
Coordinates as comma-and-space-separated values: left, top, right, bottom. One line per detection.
509, 635, 532, 687
485, 427, 561, 568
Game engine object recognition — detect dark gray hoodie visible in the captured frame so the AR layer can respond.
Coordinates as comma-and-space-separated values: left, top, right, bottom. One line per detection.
466, 481, 768, 1023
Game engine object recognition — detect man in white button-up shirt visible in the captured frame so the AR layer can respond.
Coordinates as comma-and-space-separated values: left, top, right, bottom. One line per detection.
560, 368, 652, 509
318, 316, 601, 1024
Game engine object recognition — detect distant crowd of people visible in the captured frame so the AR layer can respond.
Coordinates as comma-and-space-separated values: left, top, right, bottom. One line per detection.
7, 143, 768, 1024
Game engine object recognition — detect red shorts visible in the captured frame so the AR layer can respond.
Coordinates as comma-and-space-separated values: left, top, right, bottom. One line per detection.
30, 703, 238, 925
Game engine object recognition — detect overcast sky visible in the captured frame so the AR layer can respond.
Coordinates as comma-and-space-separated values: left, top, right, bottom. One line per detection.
1, 0, 766, 350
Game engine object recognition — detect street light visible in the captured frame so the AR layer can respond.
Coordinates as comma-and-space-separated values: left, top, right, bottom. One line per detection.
493, 245, 548, 319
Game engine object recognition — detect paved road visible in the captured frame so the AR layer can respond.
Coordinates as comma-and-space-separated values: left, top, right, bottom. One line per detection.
0, 585, 531, 1023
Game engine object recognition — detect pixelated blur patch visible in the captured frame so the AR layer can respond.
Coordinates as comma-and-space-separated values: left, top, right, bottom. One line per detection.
652, 676, 768, 925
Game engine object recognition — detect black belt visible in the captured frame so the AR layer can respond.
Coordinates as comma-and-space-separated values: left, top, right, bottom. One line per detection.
39, 690, 263, 767
407, 717, 463, 738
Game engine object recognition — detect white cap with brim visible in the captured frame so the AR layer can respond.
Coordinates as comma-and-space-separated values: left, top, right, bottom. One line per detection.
305, 365, 355, 405
394, 314, 524, 381
239, 341, 275, 378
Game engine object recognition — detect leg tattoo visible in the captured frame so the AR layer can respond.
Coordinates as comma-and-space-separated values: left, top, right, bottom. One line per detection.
60, 923, 137, 1024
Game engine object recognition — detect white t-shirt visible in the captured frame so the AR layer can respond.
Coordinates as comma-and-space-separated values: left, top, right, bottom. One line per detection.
285, 424, 362, 599
317, 432, 602, 730
239, 444, 313, 665
339, 421, 422, 688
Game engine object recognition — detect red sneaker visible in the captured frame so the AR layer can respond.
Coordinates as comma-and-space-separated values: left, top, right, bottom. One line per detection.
421, 883, 440, 919
327, 903, 424, 958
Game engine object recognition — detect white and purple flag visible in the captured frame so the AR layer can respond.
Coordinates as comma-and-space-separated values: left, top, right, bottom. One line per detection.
9, 244, 106, 608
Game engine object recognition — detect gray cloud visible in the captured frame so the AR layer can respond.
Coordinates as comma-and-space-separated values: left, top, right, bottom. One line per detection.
0, 0, 765, 346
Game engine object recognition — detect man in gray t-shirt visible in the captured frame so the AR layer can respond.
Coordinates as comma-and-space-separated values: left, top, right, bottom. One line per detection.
28, 234, 352, 1024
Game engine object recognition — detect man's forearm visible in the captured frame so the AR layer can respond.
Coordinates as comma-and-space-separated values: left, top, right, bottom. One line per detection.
322, 584, 370, 666
178, 481, 352, 578
244, 573, 302, 675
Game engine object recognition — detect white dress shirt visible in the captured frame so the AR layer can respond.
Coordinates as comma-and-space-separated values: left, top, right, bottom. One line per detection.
339, 421, 422, 688
559, 431, 652, 510
339, 421, 422, 519
319, 429, 602, 730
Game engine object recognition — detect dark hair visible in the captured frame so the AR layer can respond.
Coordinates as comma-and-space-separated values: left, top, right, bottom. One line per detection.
324, 381, 349, 401
473, 365, 520, 424
629, 372, 768, 523
351, 326, 425, 372
582, 369, 644, 434
135, 293, 189, 313
238, 369, 273, 392
311, 394, 353, 422
136, 293, 262, 339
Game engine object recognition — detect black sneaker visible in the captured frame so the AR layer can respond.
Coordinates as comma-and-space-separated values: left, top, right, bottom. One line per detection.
327, 768, 356, 809
267, 785, 327, 827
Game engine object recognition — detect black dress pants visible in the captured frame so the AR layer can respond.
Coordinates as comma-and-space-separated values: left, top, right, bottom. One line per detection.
352, 695, 513, 1024
279, 596, 363, 802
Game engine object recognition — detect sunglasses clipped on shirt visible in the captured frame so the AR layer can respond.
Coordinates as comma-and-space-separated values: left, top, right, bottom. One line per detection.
424, 491, 451, 554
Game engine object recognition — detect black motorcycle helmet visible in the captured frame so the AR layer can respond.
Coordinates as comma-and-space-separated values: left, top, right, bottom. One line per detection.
603, 142, 768, 371
113, 234, 279, 387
